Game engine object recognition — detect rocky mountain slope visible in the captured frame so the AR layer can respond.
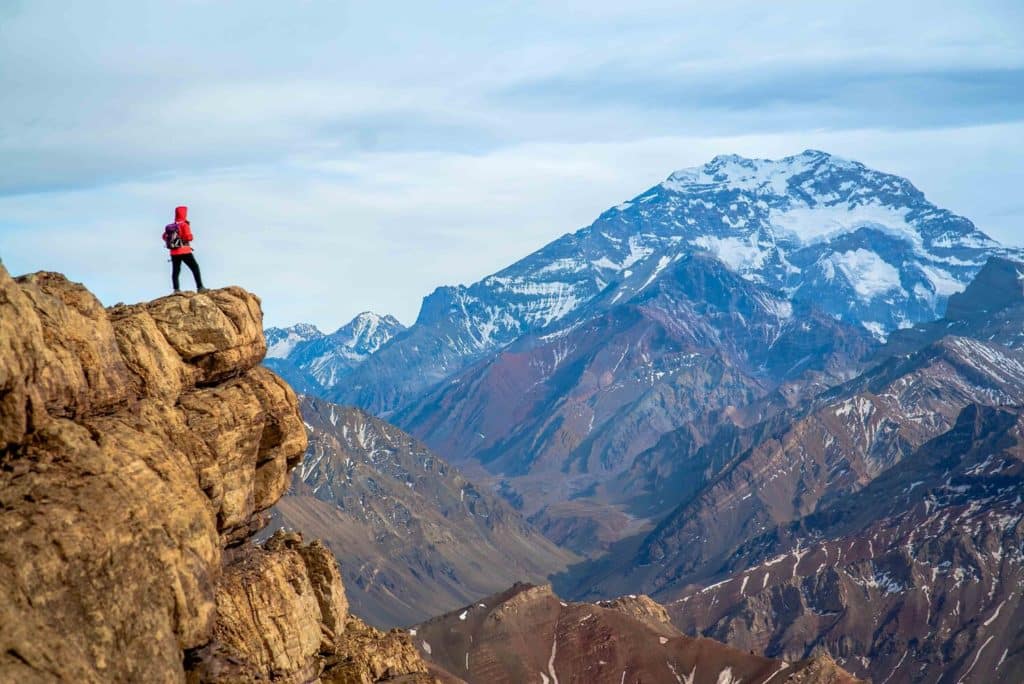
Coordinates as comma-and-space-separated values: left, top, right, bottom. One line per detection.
545, 257, 1024, 683
882, 255, 1024, 356
267, 397, 576, 627
266, 312, 405, 395
332, 150, 1014, 416
0, 266, 432, 683
394, 253, 874, 552
609, 333, 1024, 594
413, 583, 861, 684
668, 403, 1024, 684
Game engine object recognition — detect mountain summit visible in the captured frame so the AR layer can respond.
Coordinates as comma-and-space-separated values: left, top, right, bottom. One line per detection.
334, 150, 1014, 414
265, 311, 405, 394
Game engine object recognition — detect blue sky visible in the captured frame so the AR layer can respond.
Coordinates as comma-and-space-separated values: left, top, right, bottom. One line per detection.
1, 1, 1022, 328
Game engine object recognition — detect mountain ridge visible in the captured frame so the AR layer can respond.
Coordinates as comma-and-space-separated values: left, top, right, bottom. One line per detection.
312, 150, 1018, 415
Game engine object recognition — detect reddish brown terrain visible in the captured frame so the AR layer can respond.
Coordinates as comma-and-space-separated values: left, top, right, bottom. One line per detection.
396, 255, 872, 554
555, 258, 1024, 683
666, 404, 1024, 684
413, 583, 861, 684
598, 335, 1024, 596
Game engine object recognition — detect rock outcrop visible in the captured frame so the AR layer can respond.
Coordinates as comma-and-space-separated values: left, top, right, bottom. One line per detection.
0, 266, 431, 683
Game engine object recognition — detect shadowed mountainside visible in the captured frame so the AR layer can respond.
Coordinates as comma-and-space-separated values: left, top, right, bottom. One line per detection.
268, 397, 576, 627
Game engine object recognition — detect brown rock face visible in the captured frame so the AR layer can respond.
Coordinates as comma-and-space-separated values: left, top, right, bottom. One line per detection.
0, 266, 431, 683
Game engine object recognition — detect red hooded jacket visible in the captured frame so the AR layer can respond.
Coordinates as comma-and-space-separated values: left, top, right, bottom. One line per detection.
163, 205, 194, 255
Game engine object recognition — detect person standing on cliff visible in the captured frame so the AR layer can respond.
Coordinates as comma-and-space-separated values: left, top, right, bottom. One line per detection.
162, 205, 207, 293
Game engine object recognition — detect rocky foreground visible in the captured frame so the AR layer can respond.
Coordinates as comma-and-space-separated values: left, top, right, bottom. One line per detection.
0, 267, 431, 682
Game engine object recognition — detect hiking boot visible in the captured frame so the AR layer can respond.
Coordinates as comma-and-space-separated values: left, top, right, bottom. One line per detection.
173, 288, 181, 294
198, 287, 209, 293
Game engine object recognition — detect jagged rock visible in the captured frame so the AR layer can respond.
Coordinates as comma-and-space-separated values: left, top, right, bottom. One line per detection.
597, 593, 674, 632
200, 531, 355, 683
179, 367, 306, 538
322, 617, 432, 684
0, 266, 432, 683
207, 540, 326, 682
146, 287, 267, 383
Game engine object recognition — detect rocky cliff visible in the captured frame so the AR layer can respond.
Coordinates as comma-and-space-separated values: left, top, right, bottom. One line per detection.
0, 266, 432, 683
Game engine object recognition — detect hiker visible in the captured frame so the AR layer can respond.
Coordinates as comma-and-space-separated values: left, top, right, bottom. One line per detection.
162, 205, 207, 293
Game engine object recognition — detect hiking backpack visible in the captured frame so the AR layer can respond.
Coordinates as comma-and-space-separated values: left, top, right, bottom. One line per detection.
164, 223, 185, 250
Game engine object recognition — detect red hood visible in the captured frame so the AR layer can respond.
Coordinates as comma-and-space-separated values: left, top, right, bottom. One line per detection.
175, 205, 188, 222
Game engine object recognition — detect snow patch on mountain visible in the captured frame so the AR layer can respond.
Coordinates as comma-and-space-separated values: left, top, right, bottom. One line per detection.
769, 204, 917, 247
824, 249, 903, 301
266, 323, 323, 359
691, 235, 771, 272
918, 264, 965, 297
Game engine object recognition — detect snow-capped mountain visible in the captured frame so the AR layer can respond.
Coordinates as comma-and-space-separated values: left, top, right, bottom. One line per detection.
264, 312, 405, 394
336, 150, 1015, 414
394, 253, 875, 546
265, 322, 324, 359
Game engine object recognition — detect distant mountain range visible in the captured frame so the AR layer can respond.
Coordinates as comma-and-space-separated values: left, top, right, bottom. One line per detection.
266, 151, 1024, 683
296, 150, 1014, 416
264, 312, 404, 395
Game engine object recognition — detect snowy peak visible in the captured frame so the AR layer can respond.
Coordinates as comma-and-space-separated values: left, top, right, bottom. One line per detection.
664, 149, 863, 197
335, 150, 1018, 413
603, 151, 1013, 336
658, 149, 933, 250
263, 312, 405, 392
329, 311, 405, 356
265, 322, 324, 359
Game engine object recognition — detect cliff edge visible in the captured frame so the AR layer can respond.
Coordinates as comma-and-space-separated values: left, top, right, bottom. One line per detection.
0, 266, 431, 683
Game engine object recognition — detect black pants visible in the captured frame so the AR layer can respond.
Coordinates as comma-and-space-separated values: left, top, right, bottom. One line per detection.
171, 253, 204, 291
